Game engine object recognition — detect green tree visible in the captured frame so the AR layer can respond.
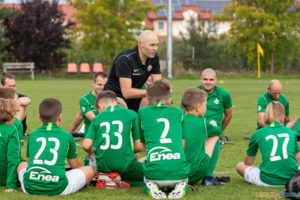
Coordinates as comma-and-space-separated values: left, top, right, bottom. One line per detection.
68, 0, 159, 61
215, 0, 300, 73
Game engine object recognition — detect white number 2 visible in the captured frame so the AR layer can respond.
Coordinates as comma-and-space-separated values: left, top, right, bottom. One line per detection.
157, 118, 172, 144
265, 134, 289, 162
33, 137, 60, 166
99, 120, 123, 150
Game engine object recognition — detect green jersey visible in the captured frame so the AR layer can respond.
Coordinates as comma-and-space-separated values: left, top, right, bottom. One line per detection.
80, 91, 98, 136
183, 114, 221, 175
86, 105, 140, 173
24, 123, 78, 195
293, 120, 300, 134
247, 121, 300, 185
0, 124, 21, 189
14, 117, 24, 146
257, 92, 289, 115
138, 103, 190, 180
197, 85, 232, 134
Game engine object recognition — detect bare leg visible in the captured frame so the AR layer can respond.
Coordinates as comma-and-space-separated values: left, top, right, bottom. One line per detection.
77, 166, 95, 185
204, 136, 219, 157
236, 162, 251, 177
17, 162, 28, 175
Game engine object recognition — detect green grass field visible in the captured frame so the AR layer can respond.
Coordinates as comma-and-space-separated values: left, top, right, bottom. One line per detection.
1, 77, 300, 199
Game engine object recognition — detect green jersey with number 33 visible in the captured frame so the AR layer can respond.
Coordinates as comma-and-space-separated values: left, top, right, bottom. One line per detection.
139, 103, 190, 181
247, 121, 300, 185
86, 105, 140, 173
23, 123, 78, 195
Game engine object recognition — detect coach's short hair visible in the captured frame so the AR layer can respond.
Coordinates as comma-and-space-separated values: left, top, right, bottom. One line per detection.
146, 80, 170, 105
39, 98, 62, 123
0, 98, 18, 123
95, 90, 117, 110
181, 88, 207, 112
1, 72, 15, 85
0, 87, 16, 99
265, 101, 285, 125
93, 72, 108, 82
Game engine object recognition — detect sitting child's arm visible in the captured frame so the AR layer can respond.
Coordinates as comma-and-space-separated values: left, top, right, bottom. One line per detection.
133, 139, 143, 153
244, 155, 255, 166
296, 152, 300, 166
68, 157, 83, 169
286, 116, 300, 129
82, 138, 94, 158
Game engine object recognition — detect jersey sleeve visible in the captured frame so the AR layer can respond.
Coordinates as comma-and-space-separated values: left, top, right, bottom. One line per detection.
85, 120, 96, 141
67, 134, 78, 159
138, 112, 145, 144
285, 100, 290, 116
131, 111, 140, 141
223, 90, 232, 110
150, 55, 161, 74
206, 121, 222, 137
294, 134, 300, 153
257, 96, 266, 113
14, 118, 24, 146
115, 56, 132, 78
79, 97, 92, 116
6, 128, 21, 189
246, 133, 258, 157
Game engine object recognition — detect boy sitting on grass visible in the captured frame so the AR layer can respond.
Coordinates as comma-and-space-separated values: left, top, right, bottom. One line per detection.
181, 88, 220, 185
82, 90, 144, 188
138, 80, 190, 199
236, 101, 300, 186
0, 98, 22, 192
18, 98, 94, 195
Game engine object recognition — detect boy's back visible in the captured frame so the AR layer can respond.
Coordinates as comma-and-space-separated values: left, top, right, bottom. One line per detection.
0, 124, 21, 188
139, 103, 190, 180
86, 105, 139, 173
24, 122, 78, 195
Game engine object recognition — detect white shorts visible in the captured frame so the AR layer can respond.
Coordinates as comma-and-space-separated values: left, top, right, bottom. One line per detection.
244, 166, 282, 187
144, 177, 188, 187
19, 168, 86, 195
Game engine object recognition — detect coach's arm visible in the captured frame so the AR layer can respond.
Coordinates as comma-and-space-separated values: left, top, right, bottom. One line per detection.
222, 108, 232, 131
257, 112, 266, 128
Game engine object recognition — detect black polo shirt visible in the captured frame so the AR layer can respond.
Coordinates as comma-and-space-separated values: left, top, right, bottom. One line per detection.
17, 92, 27, 134
104, 45, 161, 112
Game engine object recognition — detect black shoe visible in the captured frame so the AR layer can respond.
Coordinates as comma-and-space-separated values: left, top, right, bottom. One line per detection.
216, 176, 230, 182
202, 176, 223, 186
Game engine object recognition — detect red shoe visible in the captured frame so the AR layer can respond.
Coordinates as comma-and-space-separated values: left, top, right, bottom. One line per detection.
94, 172, 121, 182
116, 181, 131, 189
96, 181, 118, 189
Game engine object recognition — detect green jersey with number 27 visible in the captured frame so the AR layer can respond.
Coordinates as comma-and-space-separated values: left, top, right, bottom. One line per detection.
139, 103, 190, 181
247, 121, 300, 185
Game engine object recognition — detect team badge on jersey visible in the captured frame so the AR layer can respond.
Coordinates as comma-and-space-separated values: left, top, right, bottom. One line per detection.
147, 65, 153, 72
258, 106, 261, 111
209, 120, 217, 127
81, 106, 85, 112
214, 98, 220, 105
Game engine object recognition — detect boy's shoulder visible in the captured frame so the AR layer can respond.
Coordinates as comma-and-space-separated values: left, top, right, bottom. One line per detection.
139, 104, 183, 114
30, 123, 71, 138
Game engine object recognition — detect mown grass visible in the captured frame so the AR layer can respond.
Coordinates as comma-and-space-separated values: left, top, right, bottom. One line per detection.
0, 77, 299, 199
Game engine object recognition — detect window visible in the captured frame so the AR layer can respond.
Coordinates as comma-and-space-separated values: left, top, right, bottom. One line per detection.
158, 21, 164, 30
208, 21, 217, 33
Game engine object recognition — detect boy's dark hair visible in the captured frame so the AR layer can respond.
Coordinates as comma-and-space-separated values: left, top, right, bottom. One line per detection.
93, 72, 108, 82
0, 87, 16, 99
146, 80, 170, 105
1, 72, 15, 85
95, 90, 117, 110
39, 98, 62, 123
0, 98, 18, 123
181, 88, 207, 111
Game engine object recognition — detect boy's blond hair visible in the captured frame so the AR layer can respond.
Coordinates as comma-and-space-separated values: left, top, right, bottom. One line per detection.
265, 101, 285, 125
0, 98, 18, 123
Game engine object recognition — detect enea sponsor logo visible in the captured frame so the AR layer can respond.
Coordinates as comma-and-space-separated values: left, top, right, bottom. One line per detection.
28, 166, 59, 182
148, 146, 180, 162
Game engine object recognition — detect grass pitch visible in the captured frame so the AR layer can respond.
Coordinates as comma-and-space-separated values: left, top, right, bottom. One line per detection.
1, 77, 300, 199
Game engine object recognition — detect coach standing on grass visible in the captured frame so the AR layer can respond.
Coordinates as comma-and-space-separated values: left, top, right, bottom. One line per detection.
197, 68, 232, 186
104, 30, 162, 112
257, 79, 289, 128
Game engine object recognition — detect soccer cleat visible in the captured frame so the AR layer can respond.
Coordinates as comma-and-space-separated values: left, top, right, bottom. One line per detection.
95, 181, 118, 189
146, 181, 167, 199
168, 181, 187, 199
116, 181, 131, 189
95, 172, 121, 182
201, 176, 223, 186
